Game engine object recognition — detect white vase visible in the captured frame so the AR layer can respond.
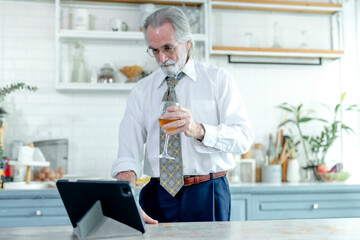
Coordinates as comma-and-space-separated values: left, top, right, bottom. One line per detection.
287, 159, 300, 182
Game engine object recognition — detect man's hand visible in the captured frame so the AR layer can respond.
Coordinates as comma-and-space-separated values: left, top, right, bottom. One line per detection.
140, 207, 158, 224
116, 171, 136, 189
116, 171, 158, 224
161, 105, 205, 141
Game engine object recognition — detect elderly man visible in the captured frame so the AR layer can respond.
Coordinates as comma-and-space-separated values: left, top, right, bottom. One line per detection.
111, 6, 253, 223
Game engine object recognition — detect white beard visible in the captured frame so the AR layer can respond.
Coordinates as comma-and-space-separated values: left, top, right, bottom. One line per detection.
158, 49, 187, 78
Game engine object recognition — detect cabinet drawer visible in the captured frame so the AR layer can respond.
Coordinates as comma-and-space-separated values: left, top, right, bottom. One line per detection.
0, 206, 67, 217
0, 195, 70, 226
250, 193, 360, 220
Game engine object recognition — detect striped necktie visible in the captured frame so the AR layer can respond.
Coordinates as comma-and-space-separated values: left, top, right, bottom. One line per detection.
159, 72, 185, 196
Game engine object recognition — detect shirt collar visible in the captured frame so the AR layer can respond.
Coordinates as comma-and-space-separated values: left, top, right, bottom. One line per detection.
155, 58, 197, 89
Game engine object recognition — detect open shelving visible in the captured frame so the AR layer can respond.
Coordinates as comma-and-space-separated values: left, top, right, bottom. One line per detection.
209, 0, 344, 62
55, 0, 208, 91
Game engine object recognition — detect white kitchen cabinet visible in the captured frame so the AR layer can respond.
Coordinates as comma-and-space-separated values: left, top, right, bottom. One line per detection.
55, 0, 209, 91
209, 0, 344, 63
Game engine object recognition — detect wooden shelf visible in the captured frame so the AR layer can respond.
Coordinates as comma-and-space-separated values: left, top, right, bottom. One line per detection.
212, 46, 344, 59
212, 0, 342, 14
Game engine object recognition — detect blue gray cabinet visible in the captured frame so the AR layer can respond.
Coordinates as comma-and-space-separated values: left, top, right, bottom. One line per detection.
1, 183, 360, 226
0, 189, 70, 227
230, 183, 360, 221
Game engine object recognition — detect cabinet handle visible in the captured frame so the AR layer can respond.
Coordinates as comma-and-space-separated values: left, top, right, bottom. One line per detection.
35, 210, 42, 216
312, 203, 319, 209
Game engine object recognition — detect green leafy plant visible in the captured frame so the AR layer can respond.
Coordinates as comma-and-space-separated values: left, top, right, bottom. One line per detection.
278, 92, 359, 167
0, 83, 37, 126
0, 83, 37, 168
303, 93, 359, 166
278, 102, 326, 165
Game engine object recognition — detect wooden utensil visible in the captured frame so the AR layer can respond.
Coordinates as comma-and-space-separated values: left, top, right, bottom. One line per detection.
278, 141, 300, 165
280, 129, 284, 147
278, 140, 288, 164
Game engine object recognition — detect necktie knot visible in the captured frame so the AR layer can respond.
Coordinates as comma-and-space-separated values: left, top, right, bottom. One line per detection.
165, 72, 186, 89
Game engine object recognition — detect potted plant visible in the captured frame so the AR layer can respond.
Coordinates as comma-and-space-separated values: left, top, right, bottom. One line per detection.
303, 93, 358, 166
277, 102, 326, 166
0, 83, 37, 170
278, 92, 358, 181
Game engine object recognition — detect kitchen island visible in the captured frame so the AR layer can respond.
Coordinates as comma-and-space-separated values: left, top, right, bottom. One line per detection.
0, 218, 359, 240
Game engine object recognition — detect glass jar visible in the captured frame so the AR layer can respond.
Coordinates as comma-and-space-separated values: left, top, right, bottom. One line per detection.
253, 143, 265, 182
98, 64, 117, 84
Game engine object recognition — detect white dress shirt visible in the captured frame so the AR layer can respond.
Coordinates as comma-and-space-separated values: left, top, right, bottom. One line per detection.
111, 59, 254, 179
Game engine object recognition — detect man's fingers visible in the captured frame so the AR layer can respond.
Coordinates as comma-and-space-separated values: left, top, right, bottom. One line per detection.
141, 208, 158, 224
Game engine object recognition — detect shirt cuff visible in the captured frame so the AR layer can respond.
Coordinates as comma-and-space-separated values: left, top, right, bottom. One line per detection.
201, 124, 217, 147
193, 124, 220, 153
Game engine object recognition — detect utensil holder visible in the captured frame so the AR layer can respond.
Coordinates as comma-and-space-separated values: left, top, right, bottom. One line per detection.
261, 165, 282, 183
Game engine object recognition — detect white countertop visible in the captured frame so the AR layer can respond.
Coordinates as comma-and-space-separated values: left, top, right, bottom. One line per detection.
1, 218, 359, 240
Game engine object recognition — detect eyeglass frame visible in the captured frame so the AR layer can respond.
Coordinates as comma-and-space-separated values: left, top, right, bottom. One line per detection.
146, 41, 180, 58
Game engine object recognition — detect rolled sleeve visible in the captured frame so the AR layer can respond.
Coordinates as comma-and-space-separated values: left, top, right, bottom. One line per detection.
192, 67, 253, 155
111, 157, 143, 181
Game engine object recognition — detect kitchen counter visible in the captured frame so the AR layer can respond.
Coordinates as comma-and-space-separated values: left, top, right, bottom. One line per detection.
2, 182, 360, 226
3, 180, 360, 190
1, 218, 360, 240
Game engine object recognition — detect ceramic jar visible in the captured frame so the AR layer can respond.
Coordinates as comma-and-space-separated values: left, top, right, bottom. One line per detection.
286, 158, 301, 182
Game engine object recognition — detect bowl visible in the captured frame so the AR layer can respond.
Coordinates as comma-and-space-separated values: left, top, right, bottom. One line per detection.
315, 171, 351, 182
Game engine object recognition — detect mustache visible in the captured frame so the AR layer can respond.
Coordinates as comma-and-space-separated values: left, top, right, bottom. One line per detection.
159, 60, 176, 67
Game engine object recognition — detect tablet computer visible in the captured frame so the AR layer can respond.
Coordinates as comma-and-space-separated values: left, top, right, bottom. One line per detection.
56, 179, 145, 234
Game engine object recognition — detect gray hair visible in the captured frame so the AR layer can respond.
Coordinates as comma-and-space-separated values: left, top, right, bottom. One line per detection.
143, 6, 194, 58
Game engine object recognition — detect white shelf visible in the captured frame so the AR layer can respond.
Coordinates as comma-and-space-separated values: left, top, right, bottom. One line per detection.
59, 30, 206, 42
59, 30, 145, 41
56, 82, 136, 91
8, 160, 50, 167
55, 0, 209, 91
62, 0, 206, 6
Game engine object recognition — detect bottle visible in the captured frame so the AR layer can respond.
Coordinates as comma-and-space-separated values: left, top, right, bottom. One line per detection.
71, 41, 87, 83
253, 143, 265, 182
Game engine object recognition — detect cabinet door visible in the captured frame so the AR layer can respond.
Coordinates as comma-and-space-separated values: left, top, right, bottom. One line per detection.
230, 194, 249, 221
250, 192, 360, 220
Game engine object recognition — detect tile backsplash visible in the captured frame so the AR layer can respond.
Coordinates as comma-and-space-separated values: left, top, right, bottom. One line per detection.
1, 0, 359, 180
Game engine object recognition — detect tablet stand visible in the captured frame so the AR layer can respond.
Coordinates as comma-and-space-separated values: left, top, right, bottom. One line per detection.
73, 200, 143, 239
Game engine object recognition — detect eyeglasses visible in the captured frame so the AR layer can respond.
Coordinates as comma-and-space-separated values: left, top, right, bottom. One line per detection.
146, 41, 180, 58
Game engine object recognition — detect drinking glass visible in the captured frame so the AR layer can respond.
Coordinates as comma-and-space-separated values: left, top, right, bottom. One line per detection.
158, 101, 180, 159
